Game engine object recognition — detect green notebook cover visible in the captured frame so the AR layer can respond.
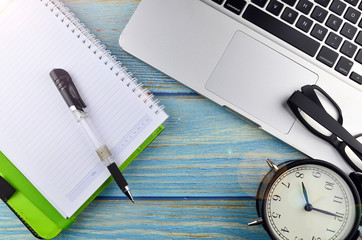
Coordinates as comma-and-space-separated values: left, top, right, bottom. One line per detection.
0, 125, 164, 239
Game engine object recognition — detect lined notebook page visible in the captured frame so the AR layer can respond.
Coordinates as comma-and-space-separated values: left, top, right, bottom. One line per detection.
0, 0, 167, 218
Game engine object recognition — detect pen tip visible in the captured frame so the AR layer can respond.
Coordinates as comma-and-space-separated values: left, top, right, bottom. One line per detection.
124, 189, 135, 203
130, 194, 135, 204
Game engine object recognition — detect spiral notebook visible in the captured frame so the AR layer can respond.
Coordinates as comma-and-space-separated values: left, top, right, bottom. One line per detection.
0, 0, 168, 237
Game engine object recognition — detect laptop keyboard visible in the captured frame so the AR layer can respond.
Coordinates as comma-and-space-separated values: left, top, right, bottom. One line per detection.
210, 0, 362, 85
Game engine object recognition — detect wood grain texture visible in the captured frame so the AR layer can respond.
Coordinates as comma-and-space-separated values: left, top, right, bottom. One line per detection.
0, 0, 305, 239
99, 98, 305, 198
0, 199, 269, 239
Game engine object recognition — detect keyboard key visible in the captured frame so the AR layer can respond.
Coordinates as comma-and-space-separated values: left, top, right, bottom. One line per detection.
355, 49, 362, 63
335, 56, 353, 75
296, 15, 313, 32
350, 72, 362, 84
316, 0, 331, 7
252, 0, 268, 7
359, 1, 362, 10
311, 6, 328, 23
340, 40, 357, 57
344, 0, 359, 6
340, 22, 357, 39
326, 14, 343, 31
212, 0, 224, 4
326, 32, 343, 49
224, 0, 247, 15
330, 0, 347, 15
355, 31, 362, 46
282, 0, 297, 6
311, 24, 328, 40
296, 0, 314, 14
242, 5, 320, 56
282, 7, 299, 24
344, 7, 361, 23
267, 0, 285, 15
317, 46, 339, 66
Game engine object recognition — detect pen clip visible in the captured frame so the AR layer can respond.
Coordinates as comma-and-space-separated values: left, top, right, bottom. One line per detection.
49, 69, 87, 111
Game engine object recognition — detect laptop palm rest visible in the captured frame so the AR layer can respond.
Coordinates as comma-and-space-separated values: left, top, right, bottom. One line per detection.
206, 31, 318, 134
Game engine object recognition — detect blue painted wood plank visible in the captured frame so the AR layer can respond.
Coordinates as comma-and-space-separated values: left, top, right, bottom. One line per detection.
98, 98, 305, 197
0, 199, 270, 239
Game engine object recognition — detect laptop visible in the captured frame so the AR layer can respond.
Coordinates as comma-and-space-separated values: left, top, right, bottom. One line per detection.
119, 0, 362, 173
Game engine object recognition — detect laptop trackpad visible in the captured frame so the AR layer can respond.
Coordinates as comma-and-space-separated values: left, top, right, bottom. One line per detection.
206, 31, 318, 134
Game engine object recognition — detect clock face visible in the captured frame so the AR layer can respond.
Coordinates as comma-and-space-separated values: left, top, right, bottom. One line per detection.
263, 163, 359, 240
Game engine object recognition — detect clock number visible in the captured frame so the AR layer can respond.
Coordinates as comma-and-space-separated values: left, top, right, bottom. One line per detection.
272, 212, 281, 219
282, 182, 290, 188
333, 195, 343, 204
272, 195, 281, 201
334, 212, 344, 222
312, 237, 321, 240
281, 226, 289, 233
326, 228, 335, 233
325, 181, 334, 190
312, 171, 321, 178
295, 172, 304, 178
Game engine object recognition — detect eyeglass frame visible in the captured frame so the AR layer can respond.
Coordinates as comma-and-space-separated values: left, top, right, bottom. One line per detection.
287, 84, 362, 171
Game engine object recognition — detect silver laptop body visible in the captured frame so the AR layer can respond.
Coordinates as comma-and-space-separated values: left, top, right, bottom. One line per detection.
119, 0, 362, 172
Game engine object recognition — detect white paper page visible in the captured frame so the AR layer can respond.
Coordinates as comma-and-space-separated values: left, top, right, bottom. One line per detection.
0, 0, 167, 217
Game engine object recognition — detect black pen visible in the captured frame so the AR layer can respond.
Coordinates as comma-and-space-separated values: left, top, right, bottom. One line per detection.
49, 69, 134, 203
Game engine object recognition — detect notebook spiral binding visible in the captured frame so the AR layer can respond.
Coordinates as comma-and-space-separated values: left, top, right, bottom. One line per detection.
40, 0, 165, 115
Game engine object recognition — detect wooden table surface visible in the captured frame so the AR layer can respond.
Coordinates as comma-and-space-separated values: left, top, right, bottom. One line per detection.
0, 0, 307, 239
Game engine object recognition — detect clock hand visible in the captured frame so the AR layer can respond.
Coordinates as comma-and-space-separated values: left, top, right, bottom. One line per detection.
311, 207, 338, 217
301, 182, 310, 204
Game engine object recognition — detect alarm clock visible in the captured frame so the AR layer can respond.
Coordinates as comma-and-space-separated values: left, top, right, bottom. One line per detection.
249, 159, 362, 240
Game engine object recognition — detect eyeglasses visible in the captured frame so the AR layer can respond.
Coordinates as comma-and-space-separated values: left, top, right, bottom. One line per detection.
287, 85, 362, 171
